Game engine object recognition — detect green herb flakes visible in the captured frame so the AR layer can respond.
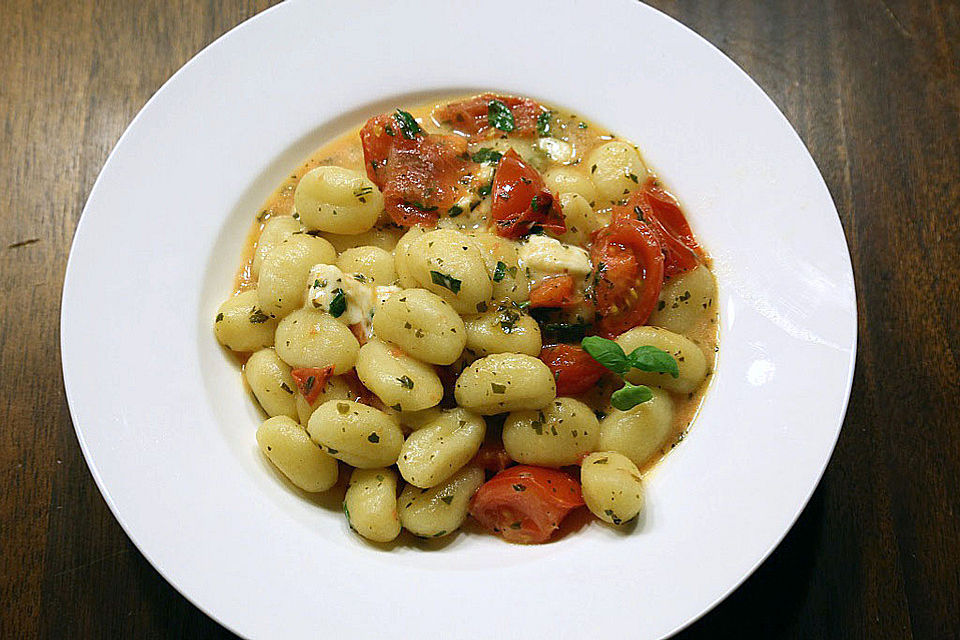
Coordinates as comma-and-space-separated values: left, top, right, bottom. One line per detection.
394, 109, 421, 139
430, 270, 462, 294
487, 99, 515, 132
328, 289, 347, 318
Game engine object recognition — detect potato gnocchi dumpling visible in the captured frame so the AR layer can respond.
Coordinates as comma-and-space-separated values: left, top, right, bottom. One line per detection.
220, 93, 718, 546
345, 467, 401, 542
398, 466, 485, 538
256, 415, 339, 492
397, 408, 485, 488
307, 400, 404, 468
580, 451, 645, 525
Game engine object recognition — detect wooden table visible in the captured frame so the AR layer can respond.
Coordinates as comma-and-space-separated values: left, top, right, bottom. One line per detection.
2, 1, 957, 637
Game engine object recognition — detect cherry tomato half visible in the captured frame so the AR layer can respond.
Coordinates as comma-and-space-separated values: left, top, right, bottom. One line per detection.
539, 344, 608, 395
590, 212, 664, 338
469, 465, 584, 544
490, 150, 565, 238
433, 93, 545, 140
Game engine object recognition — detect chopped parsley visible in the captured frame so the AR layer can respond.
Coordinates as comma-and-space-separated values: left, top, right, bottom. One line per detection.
536, 111, 552, 136
492, 261, 508, 282
249, 308, 270, 323
448, 204, 463, 217
397, 375, 415, 389
430, 270, 462, 293
215, 312, 224, 322
328, 289, 347, 318
367, 432, 380, 443
491, 382, 507, 394
394, 109, 421, 139
471, 147, 503, 164
487, 99, 515, 132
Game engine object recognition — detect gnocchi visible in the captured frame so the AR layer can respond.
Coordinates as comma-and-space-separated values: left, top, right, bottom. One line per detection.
307, 400, 404, 468
502, 397, 599, 467
344, 468, 401, 542
294, 166, 384, 235
372, 288, 466, 365
221, 94, 718, 546
397, 408, 485, 488
454, 353, 556, 415
580, 451, 645, 525
256, 415, 338, 492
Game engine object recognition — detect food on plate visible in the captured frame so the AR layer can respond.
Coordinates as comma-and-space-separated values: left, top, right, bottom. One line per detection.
216, 94, 718, 544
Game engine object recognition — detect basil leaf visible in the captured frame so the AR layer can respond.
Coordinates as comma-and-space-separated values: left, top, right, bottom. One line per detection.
581, 336, 629, 375
627, 345, 680, 378
471, 148, 503, 164
430, 270, 462, 294
610, 383, 654, 411
487, 99, 515, 132
536, 111, 552, 136
328, 289, 347, 318
492, 261, 508, 282
394, 109, 421, 139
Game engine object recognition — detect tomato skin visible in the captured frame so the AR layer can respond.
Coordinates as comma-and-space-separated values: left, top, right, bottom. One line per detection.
341, 370, 382, 409
360, 113, 475, 227
591, 213, 665, 338
528, 275, 580, 309
624, 179, 702, 277
539, 344, 608, 395
290, 366, 334, 405
469, 465, 584, 544
433, 94, 545, 139
490, 150, 566, 238
471, 444, 514, 475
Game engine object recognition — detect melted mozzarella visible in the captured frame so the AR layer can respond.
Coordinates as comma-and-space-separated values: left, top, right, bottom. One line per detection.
518, 235, 592, 283
306, 263, 375, 326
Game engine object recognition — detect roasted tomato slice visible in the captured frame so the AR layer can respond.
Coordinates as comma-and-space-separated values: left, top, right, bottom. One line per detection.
470, 444, 514, 475
360, 111, 475, 227
529, 275, 580, 309
490, 150, 565, 238
539, 344, 608, 395
590, 212, 665, 338
290, 366, 334, 405
469, 465, 584, 544
432, 93, 545, 139
625, 179, 703, 277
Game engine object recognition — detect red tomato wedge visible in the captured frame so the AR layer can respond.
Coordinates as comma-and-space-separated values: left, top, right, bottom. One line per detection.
290, 366, 334, 405
433, 94, 545, 139
490, 150, 565, 238
528, 275, 580, 309
590, 211, 665, 338
360, 111, 475, 227
470, 444, 514, 475
624, 179, 703, 277
469, 465, 584, 544
539, 344, 608, 395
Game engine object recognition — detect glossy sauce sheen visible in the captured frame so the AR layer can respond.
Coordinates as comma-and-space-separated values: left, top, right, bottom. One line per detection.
234, 95, 718, 473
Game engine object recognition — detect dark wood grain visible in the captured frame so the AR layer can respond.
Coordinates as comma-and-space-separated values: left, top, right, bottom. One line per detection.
1, 0, 956, 637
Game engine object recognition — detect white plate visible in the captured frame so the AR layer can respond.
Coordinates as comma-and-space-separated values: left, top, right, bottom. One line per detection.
61, 1, 856, 638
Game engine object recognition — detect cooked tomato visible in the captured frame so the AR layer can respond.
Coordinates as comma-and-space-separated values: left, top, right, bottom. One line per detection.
539, 344, 608, 395
348, 323, 368, 346
471, 444, 514, 475
341, 370, 381, 409
590, 212, 664, 338
432, 93, 545, 139
624, 179, 703, 277
290, 366, 334, 405
528, 275, 580, 309
469, 465, 584, 544
490, 150, 565, 238
360, 112, 475, 227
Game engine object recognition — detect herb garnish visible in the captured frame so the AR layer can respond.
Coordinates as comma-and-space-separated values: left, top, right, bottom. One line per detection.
580, 336, 679, 410
487, 99, 515, 132
492, 261, 508, 282
397, 375, 415, 389
394, 109, 421, 139
471, 148, 503, 164
249, 308, 270, 323
430, 270, 462, 293
536, 111, 552, 137
328, 289, 347, 318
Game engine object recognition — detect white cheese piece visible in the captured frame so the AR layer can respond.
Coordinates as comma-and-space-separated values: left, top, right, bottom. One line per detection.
537, 137, 574, 164
306, 263, 375, 326
517, 235, 592, 282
